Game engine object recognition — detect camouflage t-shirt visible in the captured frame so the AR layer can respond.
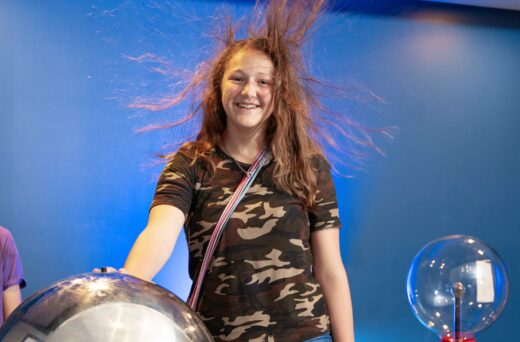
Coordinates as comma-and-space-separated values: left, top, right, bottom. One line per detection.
152, 147, 341, 342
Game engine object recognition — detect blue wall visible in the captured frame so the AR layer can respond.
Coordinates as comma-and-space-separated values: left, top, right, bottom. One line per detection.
1, 1, 518, 341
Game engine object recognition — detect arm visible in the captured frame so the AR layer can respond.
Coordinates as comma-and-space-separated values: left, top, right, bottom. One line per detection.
311, 228, 354, 342
123, 204, 185, 281
3, 284, 22, 320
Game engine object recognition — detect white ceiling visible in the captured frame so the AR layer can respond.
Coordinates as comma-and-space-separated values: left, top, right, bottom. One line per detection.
423, 0, 520, 11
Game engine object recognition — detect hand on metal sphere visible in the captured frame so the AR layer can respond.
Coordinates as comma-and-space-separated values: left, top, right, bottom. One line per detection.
92, 267, 128, 274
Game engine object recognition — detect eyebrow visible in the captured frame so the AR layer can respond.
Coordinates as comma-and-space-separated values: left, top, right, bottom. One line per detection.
228, 69, 274, 76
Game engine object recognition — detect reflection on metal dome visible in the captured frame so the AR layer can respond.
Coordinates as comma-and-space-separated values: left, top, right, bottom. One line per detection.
0, 273, 213, 342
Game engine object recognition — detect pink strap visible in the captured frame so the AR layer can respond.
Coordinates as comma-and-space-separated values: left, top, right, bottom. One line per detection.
187, 148, 271, 310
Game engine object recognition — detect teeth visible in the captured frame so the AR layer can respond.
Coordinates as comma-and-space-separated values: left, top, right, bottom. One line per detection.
237, 103, 258, 109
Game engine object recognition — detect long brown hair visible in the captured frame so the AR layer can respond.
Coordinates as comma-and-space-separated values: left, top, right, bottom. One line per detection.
133, 0, 379, 209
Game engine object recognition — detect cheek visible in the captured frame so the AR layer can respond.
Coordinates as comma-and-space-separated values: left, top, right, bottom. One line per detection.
260, 89, 273, 103
220, 85, 228, 100
222, 85, 238, 101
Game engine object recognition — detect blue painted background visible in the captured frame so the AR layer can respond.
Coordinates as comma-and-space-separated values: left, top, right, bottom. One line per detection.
1, 1, 518, 341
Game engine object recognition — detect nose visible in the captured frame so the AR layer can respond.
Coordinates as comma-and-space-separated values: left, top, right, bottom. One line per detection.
241, 80, 256, 97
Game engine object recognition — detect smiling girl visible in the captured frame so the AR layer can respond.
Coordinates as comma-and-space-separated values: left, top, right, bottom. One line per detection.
109, 1, 355, 341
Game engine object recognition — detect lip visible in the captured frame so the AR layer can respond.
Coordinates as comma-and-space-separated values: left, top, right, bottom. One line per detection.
235, 103, 261, 109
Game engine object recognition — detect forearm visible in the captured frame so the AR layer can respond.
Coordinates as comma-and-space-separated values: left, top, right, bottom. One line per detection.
123, 205, 184, 281
318, 271, 355, 342
124, 227, 175, 281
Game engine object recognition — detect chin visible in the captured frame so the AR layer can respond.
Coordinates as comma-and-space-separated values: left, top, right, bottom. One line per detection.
239, 119, 267, 129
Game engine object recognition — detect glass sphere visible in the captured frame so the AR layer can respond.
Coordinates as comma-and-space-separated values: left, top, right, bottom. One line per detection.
407, 235, 509, 340
0, 273, 213, 342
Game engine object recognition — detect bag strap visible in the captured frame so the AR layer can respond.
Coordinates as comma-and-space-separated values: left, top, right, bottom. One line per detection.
187, 148, 271, 310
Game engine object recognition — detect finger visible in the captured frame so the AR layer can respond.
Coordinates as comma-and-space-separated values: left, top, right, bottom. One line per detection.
103, 267, 118, 273
93, 266, 118, 273
118, 268, 128, 274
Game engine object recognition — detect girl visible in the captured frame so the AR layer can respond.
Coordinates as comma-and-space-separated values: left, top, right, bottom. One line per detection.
107, 1, 355, 341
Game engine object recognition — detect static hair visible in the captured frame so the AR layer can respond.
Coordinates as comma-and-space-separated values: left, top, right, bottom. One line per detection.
133, 0, 380, 209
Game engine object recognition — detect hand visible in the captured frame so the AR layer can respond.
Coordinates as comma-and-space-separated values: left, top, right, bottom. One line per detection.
92, 267, 128, 274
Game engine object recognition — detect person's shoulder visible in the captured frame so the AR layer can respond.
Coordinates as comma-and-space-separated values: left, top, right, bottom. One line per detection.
181, 145, 218, 158
0, 226, 13, 241
163, 145, 196, 166
0, 226, 15, 251
309, 153, 330, 171
164, 143, 217, 170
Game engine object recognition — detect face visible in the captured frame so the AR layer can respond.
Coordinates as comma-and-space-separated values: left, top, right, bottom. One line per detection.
221, 48, 275, 135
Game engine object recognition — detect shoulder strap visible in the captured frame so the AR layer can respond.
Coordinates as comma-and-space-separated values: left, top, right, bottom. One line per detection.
187, 148, 271, 310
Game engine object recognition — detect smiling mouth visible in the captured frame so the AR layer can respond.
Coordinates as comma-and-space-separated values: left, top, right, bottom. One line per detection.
235, 103, 260, 109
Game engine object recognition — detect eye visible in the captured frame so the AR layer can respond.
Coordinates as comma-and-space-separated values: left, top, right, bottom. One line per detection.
229, 75, 243, 83
258, 79, 272, 86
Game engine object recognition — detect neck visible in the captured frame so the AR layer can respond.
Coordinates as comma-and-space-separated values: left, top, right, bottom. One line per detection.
221, 129, 266, 164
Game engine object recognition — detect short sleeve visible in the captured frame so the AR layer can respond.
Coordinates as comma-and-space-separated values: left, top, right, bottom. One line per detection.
309, 157, 342, 232
151, 152, 197, 217
1, 228, 26, 290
